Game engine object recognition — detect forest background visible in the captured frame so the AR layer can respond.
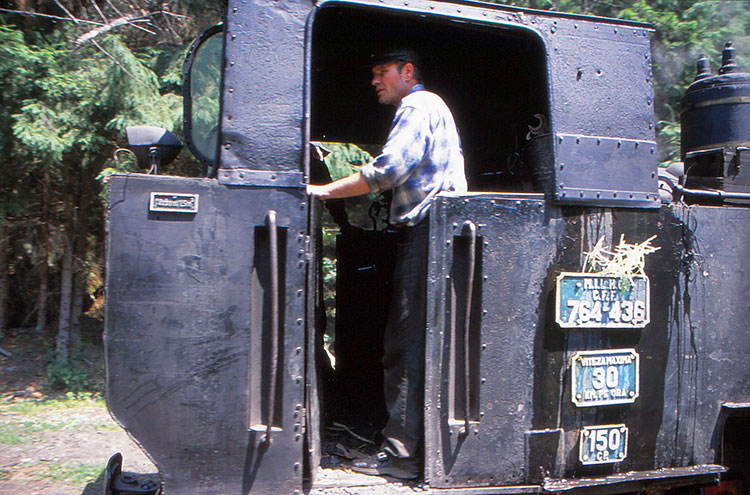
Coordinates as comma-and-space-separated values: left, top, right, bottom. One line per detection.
0, 0, 748, 394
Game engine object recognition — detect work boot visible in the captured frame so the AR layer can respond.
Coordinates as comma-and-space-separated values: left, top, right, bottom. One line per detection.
351, 451, 419, 480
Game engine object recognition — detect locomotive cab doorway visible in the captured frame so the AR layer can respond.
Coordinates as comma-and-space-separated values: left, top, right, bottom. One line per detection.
308, 2, 550, 485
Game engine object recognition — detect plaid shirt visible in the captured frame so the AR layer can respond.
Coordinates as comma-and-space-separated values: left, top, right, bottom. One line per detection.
361, 85, 467, 226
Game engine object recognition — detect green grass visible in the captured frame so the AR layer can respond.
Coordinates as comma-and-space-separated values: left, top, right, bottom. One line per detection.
33, 462, 103, 486
0, 392, 104, 414
0, 425, 23, 445
0, 417, 87, 444
0, 393, 114, 445
0, 420, 55, 444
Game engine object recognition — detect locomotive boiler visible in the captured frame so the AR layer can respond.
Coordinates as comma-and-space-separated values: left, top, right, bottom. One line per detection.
102, 1, 750, 494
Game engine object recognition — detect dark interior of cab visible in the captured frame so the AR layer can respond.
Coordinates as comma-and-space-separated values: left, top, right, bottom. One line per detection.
310, 3, 551, 193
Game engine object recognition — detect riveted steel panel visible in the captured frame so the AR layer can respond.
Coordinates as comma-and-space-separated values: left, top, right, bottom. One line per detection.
220, 0, 312, 173
555, 135, 659, 208
546, 23, 655, 142
426, 194, 750, 489
217, 169, 305, 188
543, 12, 659, 207
105, 174, 308, 495
426, 193, 562, 488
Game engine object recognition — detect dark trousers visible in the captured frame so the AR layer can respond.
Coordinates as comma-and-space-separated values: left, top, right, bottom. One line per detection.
381, 218, 429, 459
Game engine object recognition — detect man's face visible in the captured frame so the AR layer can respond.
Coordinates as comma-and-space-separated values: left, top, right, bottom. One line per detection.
371, 62, 410, 106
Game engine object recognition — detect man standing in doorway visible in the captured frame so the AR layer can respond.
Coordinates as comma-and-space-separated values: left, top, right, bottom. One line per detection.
307, 49, 467, 479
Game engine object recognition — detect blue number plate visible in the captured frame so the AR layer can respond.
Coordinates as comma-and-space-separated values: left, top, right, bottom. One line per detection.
571, 349, 639, 407
579, 424, 628, 465
556, 273, 649, 329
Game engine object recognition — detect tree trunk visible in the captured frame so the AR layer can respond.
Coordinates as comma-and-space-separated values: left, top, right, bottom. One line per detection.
56, 245, 73, 361
36, 167, 50, 335
69, 173, 90, 346
0, 223, 8, 341
56, 166, 75, 362
36, 247, 48, 334
70, 271, 83, 345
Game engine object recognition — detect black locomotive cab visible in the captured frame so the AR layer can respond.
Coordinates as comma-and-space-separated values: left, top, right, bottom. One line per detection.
103, 1, 750, 494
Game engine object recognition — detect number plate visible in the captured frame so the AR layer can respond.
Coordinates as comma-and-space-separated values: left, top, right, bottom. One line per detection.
149, 192, 199, 213
579, 424, 628, 465
571, 349, 639, 407
556, 272, 649, 328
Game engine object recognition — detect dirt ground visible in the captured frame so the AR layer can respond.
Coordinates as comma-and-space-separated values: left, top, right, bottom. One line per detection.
0, 332, 423, 495
0, 332, 157, 495
0, 404, 157, 494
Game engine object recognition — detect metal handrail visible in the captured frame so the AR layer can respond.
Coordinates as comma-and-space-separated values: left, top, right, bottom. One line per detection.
462, 220, 477, 435
265, 210, 280, 445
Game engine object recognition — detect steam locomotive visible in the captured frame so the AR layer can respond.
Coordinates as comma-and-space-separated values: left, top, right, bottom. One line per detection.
102, 0, 750, 494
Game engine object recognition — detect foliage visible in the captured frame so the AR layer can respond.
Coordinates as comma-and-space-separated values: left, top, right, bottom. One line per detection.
322, 143, 374, 180
46, 345, 104, 392
0, 1, 222, 362
657, 120, 682, 164
321, 142, 390, 230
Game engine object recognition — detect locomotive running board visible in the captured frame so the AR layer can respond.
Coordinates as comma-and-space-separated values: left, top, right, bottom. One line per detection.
541, 464, 725, 495
423, 465, 724, 495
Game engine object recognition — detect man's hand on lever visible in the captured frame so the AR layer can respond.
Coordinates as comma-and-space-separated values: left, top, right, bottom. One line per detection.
306, 171, 372, 200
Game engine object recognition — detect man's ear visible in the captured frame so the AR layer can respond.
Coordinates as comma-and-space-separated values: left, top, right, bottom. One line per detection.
401, 62, 415, 81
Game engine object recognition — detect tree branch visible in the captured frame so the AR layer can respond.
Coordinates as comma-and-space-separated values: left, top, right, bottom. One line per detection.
104, 0, 128, 19
0, 8, 104, 26
52, 0, 79, 24
74, 14, 154, 45
89, 0, 108, 23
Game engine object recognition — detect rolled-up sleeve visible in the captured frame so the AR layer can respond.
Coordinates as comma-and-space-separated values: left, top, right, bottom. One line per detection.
360, 105, 429, 194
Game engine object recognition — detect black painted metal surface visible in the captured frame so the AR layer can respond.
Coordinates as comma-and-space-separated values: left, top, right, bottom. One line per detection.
680, 43, 750, 197
543, 14, 659, 208
105, 1, 750, 493
681, 43, 750, 157
426, 193, 750, 489
426, 193, 560, 488
105, 174, 308, 494
541, 465, 724, 494
219, 0, 311, 174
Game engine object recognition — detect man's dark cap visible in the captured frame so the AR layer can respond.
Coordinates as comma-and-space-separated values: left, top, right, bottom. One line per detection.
370, 48, 421, 68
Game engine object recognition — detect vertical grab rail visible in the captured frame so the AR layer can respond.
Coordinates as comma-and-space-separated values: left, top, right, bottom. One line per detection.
461, 220, 477, 435
265, 210, 280, 445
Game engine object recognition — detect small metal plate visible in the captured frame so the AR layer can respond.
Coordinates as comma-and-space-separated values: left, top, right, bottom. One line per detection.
571, 349, 639, 407
579, 424, 628, 465
217, 169, 304, 188
554, 134, 659, 209
149, 192, 199, 213
556, 272, 650, 328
